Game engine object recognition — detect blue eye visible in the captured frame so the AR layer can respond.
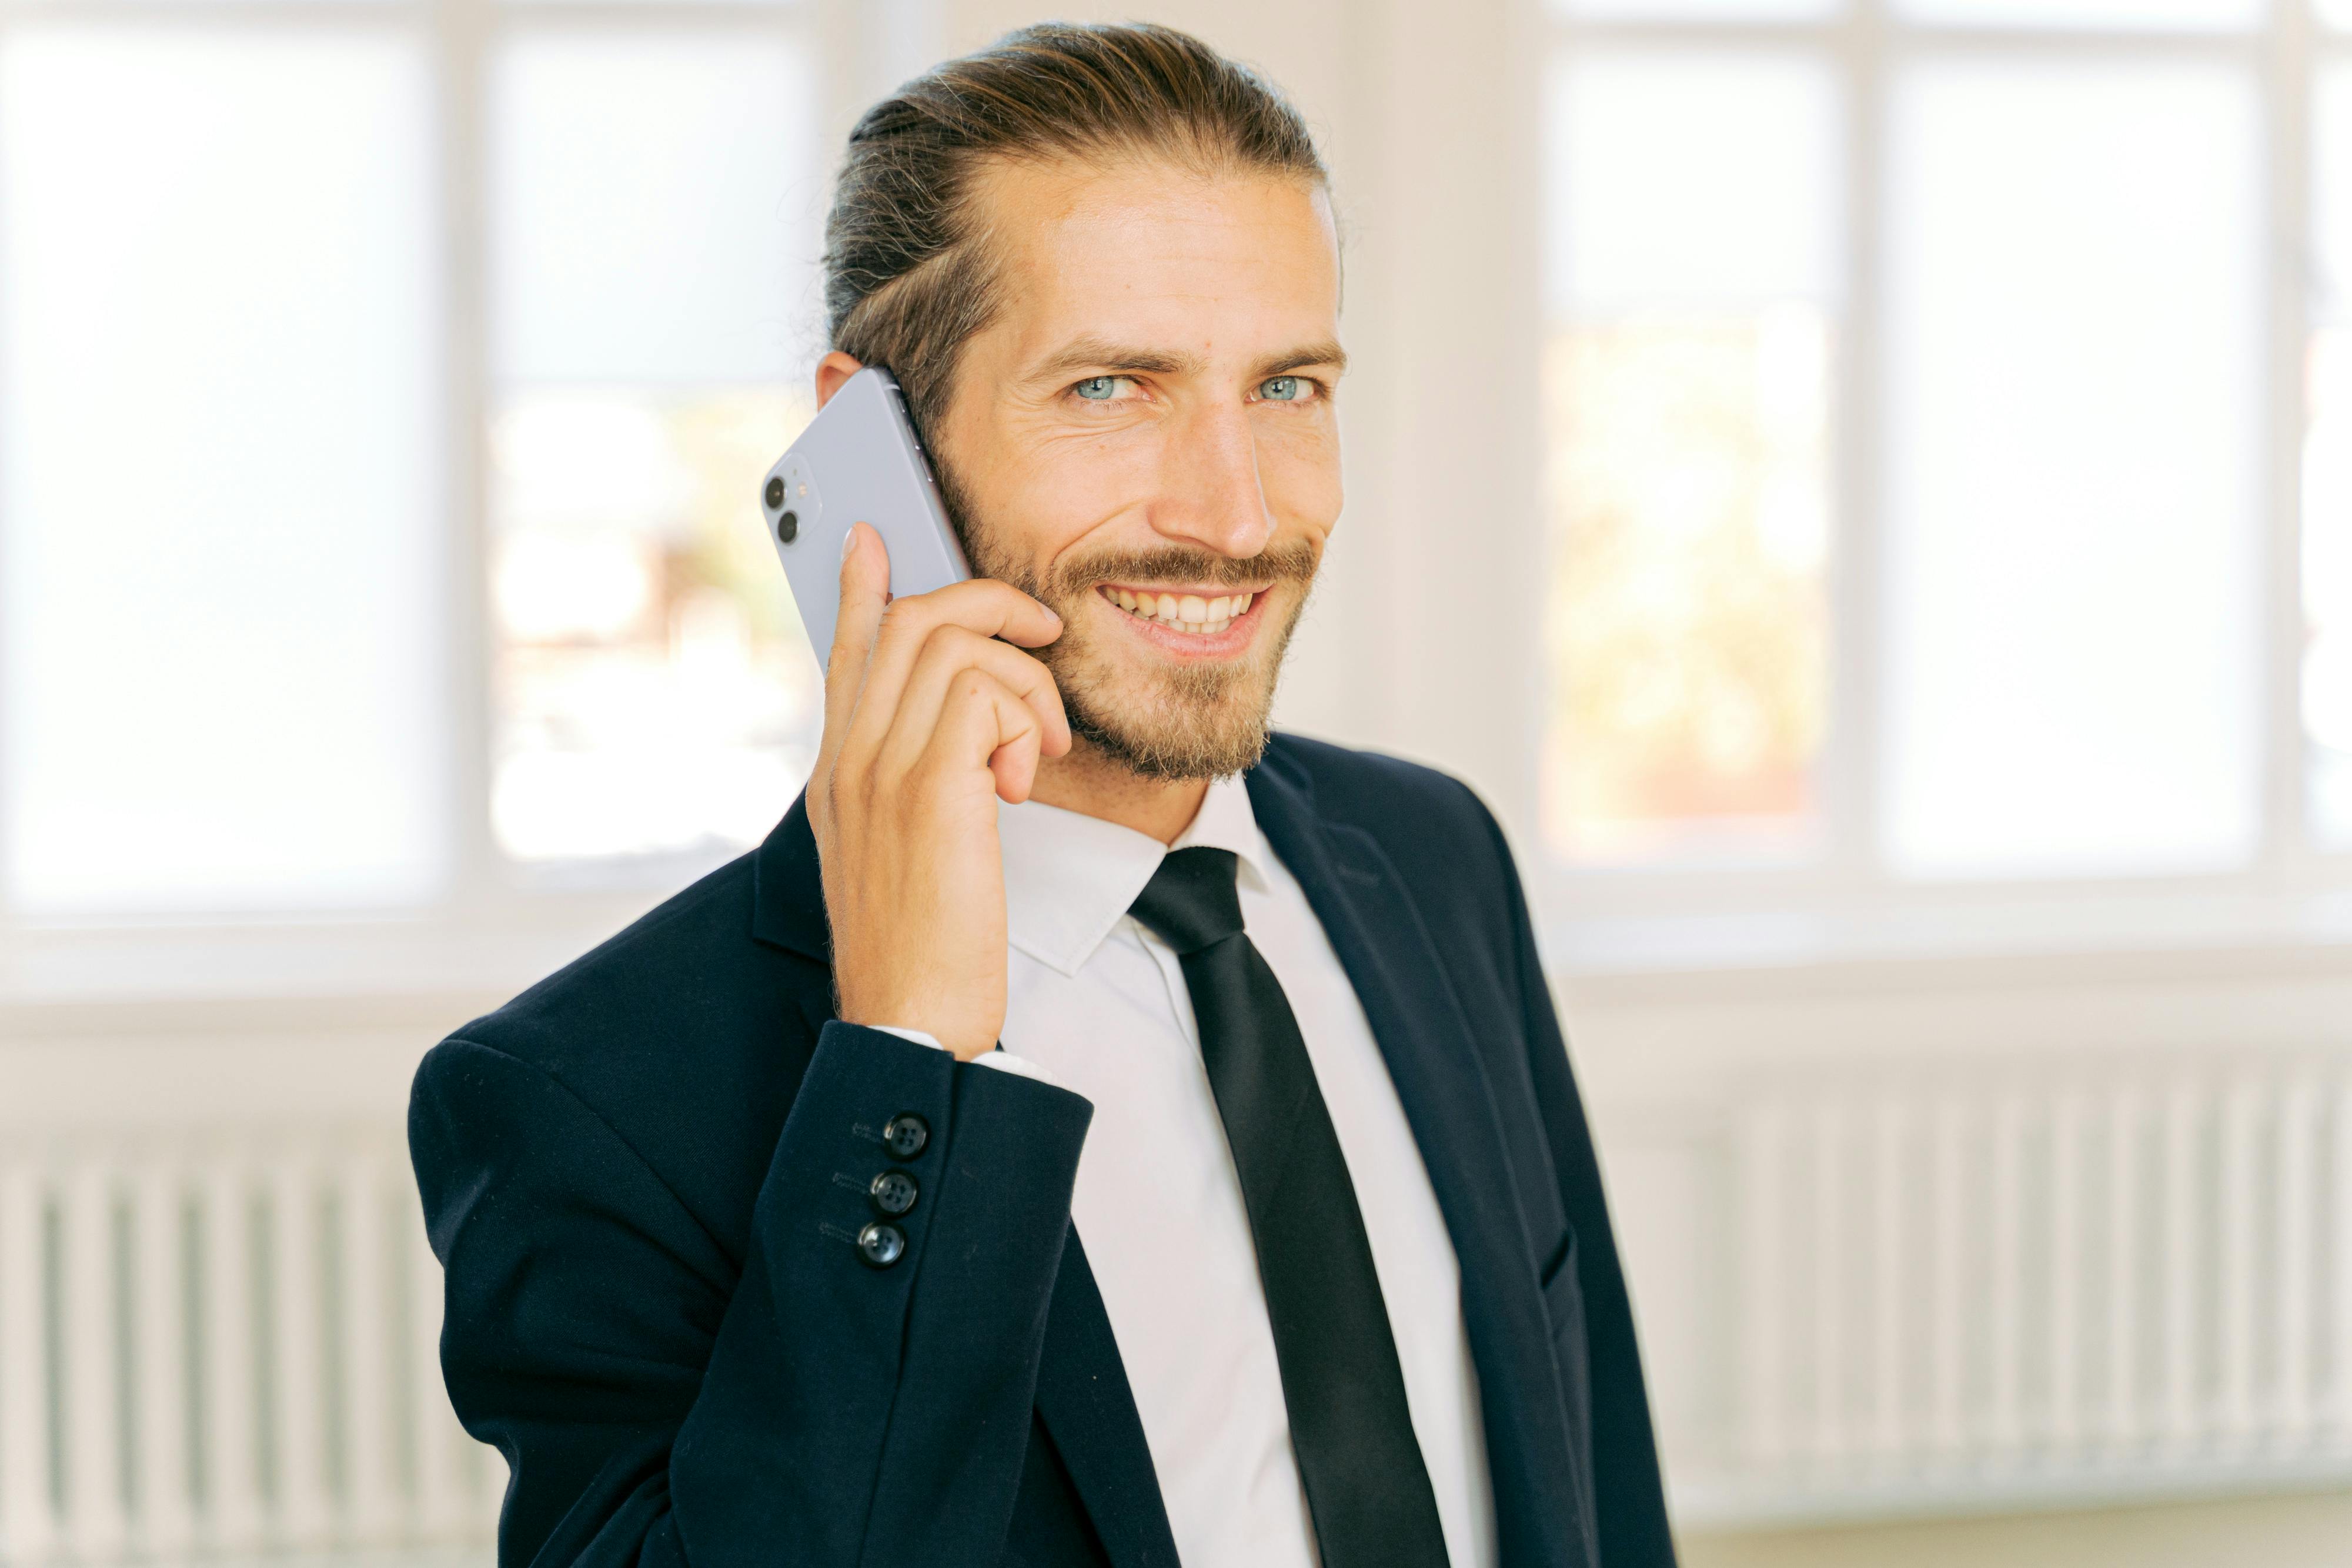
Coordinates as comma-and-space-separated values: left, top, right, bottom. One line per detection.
1259, 376, 1304, 402
1074, 376, 1118, 400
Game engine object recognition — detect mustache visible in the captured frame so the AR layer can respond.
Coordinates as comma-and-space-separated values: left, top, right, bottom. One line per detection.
1041, 540, 1320, 598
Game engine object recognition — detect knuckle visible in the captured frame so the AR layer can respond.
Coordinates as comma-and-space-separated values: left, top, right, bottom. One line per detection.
923, 620, 977, 660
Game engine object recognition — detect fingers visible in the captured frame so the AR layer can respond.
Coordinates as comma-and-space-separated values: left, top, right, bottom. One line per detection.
873, 625, 1070, 781
816, 527, 1068, 816
923, 666, 1048, 804
837, 576, 1064, 768
821, 523, 891, 754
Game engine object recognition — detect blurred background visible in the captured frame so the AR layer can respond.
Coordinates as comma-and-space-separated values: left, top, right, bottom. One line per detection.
3, 0, 2351, 1563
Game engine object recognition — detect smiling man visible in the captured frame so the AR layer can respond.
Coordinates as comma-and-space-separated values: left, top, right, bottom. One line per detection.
409, 22, 1673, 1568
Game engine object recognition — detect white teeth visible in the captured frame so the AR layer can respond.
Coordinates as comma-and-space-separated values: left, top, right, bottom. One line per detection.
1101, 588, 1248, 636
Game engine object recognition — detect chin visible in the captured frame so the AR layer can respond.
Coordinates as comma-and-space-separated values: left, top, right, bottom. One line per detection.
1052, 638, 1287, 781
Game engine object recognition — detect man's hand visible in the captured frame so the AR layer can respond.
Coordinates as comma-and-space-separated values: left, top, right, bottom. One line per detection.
807, 523, 1071, 1061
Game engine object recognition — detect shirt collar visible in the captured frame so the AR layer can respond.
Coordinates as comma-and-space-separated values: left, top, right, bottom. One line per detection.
996, 773, 1271, 978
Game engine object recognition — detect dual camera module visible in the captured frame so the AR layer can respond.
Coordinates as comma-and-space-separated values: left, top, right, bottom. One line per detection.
763, 476, 799, 544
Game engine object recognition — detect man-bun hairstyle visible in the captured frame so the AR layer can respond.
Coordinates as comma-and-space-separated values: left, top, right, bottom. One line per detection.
822, 22, 1329, 442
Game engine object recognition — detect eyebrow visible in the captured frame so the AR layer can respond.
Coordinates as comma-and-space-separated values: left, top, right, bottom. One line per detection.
1028, 335, 1349, 383
1254, 341, 1348, 379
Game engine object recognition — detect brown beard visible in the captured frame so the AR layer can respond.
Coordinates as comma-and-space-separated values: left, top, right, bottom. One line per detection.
935, 460, 1319, 780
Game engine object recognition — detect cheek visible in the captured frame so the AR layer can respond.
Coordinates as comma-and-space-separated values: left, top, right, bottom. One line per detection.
1015, 429, 1164, 541
980, 427, 1150, 565
1258, 420, 1344, 534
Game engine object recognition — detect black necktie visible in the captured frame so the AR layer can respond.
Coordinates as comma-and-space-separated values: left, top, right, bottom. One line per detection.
1128, 847, 1452, 1568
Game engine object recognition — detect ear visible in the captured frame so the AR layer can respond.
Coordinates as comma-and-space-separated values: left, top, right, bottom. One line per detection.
814, 350, 864, 409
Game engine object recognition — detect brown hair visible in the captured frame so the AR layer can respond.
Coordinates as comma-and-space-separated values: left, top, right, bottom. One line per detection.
822, 22, 1329, 443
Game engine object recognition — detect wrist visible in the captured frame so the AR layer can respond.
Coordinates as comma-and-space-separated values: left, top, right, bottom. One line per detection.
841, 1005, 995, 1063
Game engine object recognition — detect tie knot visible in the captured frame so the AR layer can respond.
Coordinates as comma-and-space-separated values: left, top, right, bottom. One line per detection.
1127, 846, 1244, 955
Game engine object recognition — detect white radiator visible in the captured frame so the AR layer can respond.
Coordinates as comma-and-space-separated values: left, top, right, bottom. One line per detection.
0, 1128, 502, 1564
1672, 1060, 2352, 1522
17, 1072, 2351, 1550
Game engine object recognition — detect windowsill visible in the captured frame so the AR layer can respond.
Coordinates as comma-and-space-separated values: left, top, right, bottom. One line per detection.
0, 891, 677, 1018
6, 875, 2352, 1021
1544, 884, 2352, 1000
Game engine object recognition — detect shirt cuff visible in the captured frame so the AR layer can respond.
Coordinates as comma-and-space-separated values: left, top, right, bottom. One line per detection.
868, 1025, 1055, 1085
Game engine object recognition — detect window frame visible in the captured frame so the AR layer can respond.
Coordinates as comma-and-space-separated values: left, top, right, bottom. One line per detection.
0, 0, 922, 961
2, 0, 2348, 991
1532, 0, 2352, 968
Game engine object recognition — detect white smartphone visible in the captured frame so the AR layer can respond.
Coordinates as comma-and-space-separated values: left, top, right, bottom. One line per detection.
758, 366, 971, 668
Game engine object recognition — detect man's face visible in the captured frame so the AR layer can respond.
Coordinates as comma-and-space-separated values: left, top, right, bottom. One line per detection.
930, 155, 1345, 780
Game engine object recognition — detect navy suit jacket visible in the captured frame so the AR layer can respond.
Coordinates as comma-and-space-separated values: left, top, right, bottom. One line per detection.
408, 733, 1676, 1568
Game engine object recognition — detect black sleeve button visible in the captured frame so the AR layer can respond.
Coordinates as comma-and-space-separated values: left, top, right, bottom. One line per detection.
869, 1168, 919, 1217
856, 1221, 906, 1269
883, 1112, 929, 1159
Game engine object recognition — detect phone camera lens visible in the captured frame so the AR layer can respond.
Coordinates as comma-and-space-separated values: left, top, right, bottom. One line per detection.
764, 477, 785, 510
777, 510, 799, 544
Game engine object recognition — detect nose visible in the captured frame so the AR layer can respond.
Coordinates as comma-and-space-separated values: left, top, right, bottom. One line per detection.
1150, 400, 1275, 560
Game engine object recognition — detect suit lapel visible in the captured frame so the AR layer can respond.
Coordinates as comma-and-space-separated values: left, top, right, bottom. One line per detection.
1245, 754, 1592, 1568
1031, 1232, 1183, 1568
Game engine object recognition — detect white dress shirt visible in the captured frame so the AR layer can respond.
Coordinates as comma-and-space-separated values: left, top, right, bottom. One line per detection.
908, 775, 1498, 1568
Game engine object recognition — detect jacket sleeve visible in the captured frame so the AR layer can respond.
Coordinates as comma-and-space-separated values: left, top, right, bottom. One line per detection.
1472, 799, 1679, 1567
407, 1021, 1093, 1568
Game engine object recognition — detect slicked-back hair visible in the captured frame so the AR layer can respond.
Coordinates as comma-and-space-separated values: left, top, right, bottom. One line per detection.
822, 21, 1329, 443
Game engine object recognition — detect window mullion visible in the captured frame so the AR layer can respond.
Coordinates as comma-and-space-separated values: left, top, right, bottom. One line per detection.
437, 0, 499, 912
2266, 0, 2317, 880
1825, 0, 1888, 902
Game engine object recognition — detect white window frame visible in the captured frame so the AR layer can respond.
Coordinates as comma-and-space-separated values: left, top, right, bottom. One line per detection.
0, 0, 937, 999
5, 0, 2348, 1001
1532, 0, 2352, 972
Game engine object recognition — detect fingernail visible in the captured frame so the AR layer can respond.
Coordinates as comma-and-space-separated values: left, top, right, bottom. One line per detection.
840, 523, 858, 563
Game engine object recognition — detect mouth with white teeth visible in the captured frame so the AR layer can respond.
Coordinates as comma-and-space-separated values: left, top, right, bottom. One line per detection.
1097, 584, 1259, 637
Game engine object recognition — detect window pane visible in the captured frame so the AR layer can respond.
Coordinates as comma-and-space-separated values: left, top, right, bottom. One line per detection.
1883, 61, 2261, 879
488, 389, 821, 862
1548, 52, 1841, 313
2304, 333, 2352, 848
1542, 54, 1839, 863
1543, 313, 1833, 861
492, 32, 818, 383
2322, 0, 2352, 31
0, 30, 443, 914
2313, 64, 2352, 324
2309, 67, 2352, 847
1894, 0, 2260, 27
490, 32, 823, 865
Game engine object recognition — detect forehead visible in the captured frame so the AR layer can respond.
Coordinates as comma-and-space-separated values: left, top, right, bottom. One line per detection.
968, 155, 1341, 363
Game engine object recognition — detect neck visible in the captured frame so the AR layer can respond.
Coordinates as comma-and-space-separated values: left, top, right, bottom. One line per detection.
1028, 741, 1212, 845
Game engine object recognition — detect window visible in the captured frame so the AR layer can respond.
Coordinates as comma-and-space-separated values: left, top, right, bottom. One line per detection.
1, 29, 445, 915
1542, 47, 1840, 865
0, 0, 858, 917
486, 31, 823, 865
1542, 0, 2351, 914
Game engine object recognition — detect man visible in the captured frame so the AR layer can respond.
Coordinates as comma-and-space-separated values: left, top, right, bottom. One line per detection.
409, 21, 1673, 1568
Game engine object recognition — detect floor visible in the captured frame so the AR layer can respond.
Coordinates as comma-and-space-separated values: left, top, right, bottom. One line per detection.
1679, 1489, 2352, 1568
